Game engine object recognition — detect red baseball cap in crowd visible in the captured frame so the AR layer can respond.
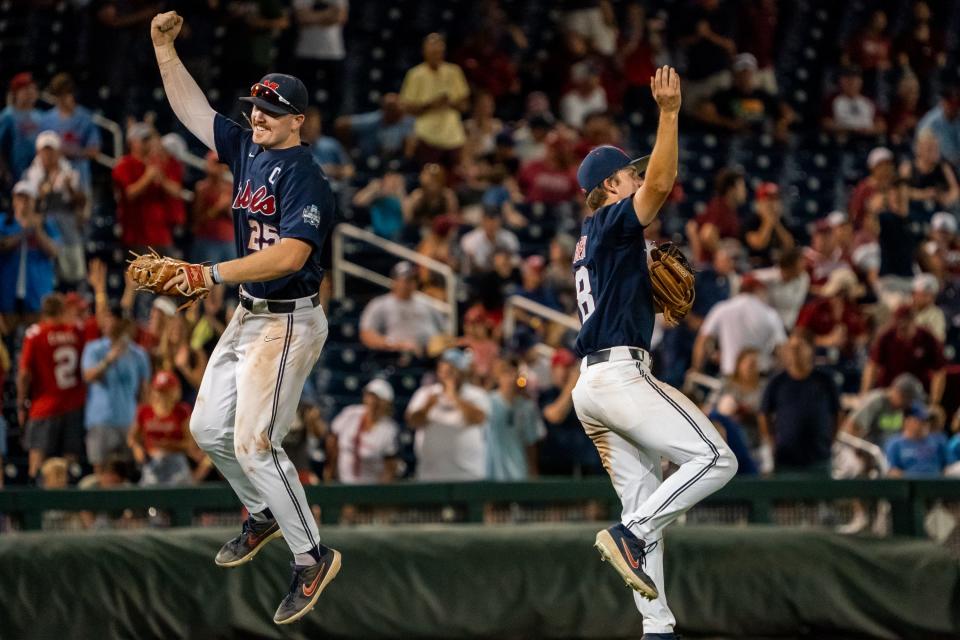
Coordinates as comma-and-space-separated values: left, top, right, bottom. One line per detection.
755, 182, 780, 200
152, 371, 181, 393
64, 292, 89, 311
740, 273, 766, 293
9, 72, 34, 93
523, 255, 546, 272
464, 305, 491, 325
551, 348, 577, 368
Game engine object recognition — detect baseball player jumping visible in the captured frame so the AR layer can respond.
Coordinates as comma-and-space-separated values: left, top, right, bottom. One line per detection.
571, 67, 737, 639
150, 11, 338, 624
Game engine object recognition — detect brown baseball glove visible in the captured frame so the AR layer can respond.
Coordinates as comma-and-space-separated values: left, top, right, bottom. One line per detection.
649, 241, 695, 326
127, 248, 210, 310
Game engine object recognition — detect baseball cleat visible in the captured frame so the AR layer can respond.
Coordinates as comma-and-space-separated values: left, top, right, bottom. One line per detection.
594, 523, 659, 600
273, 548, 342, 625
215, 517, 283, 567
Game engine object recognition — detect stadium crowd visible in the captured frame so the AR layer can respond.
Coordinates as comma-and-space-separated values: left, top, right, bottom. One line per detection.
2, 0, 960, 504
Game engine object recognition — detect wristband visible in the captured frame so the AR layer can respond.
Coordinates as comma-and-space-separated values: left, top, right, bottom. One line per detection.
211, 263, 223, 285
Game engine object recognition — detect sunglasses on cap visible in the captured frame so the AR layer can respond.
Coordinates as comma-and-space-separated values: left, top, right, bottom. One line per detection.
249, 83, 301, 115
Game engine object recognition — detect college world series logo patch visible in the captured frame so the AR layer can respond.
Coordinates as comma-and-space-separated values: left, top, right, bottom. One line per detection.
302, 204, 322, 227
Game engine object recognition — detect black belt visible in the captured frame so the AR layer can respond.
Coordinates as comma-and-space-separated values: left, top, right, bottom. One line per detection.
240, 292, 320, 314
586, 347, 647, 367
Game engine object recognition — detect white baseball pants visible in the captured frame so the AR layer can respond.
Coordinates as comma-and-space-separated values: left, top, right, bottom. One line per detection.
190, 293, 327, 554
572, 346, 737, 634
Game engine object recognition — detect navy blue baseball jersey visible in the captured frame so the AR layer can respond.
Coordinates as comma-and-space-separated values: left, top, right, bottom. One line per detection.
572, 196, 655, 357
213, 113, 335, 300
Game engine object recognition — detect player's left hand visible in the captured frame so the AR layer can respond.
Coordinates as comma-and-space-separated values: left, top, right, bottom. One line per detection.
164, 263, 214, 297
651, 66, 681, 114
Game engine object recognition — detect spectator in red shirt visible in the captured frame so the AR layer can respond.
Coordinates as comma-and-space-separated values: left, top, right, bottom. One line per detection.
844, 10, 891, 77
16, 293, 86, 479
111, 122, 185, 253
191, 150, 235, 264
687, 167, 747, 263
848, 147, 896, 229
128, 370, 202, 486
518, 132, 580, 205
861, 306, 946, 407
795, 268, 869, 359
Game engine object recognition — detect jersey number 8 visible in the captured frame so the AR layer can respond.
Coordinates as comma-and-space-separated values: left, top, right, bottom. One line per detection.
575, 266, 596, 322
248, 219, 280, 251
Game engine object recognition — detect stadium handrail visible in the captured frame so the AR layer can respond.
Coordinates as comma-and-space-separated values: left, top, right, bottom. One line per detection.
835, 431, 890, 476
39, 91, 208, 202
332, 223, 459, 334
502, 295, 580, 339
1, 478, 956, 536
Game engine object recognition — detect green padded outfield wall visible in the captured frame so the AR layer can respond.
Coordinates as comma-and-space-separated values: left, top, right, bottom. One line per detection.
0, 524, 958, 639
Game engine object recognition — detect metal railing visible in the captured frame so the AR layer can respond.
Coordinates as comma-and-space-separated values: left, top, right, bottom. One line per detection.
502, 295, 580, 340
39, 92, 208, 201
1, 478, 957, 536
332, 223, 459, 334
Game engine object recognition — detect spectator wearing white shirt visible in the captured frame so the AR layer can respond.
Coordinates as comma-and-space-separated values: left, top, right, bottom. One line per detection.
912, 273, 946, 342
823, 66, 886, 139
24, 131, 86, 287
359, 261, 445, 356
693, 276, 787, 376
293, 0, 348, 119
406, 349, 490, 481
460, 206, 520, 274
326, 379, 399, 484
559, 61, 608, 130
751, 248, 810, 330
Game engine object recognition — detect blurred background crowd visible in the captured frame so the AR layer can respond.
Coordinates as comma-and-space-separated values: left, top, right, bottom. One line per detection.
2, 0, 960, 508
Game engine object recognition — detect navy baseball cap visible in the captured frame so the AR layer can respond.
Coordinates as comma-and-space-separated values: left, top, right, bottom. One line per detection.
577, 145, 650, 193
240, 73, 308, 116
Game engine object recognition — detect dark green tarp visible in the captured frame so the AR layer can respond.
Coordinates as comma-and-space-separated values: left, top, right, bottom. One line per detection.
0, 524, 957, 639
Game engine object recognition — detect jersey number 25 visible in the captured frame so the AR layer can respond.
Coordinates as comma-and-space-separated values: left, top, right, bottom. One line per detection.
575, 266, 596, 322
248, 219, 280, 251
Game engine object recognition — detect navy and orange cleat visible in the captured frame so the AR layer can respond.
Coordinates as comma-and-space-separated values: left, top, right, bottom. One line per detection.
214, 516, 283, 567
594, 523, 659, 600
273, 547, 342, 625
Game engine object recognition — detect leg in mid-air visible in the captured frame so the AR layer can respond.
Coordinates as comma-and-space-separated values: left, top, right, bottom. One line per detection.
574, 357, 737, 637
189, 311, 283, 567
230, 303, 339, 625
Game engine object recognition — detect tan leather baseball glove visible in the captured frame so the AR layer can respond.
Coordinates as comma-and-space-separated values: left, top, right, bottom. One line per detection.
649, 241, 695, 326
127, 248, 210, 310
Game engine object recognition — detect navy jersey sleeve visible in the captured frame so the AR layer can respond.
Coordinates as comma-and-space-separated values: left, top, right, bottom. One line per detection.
213, 113, 248, 169
592, 197, 645, 243
276, 162, 336, 249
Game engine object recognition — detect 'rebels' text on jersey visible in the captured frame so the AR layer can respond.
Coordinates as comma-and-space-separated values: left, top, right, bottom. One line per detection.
213, 113, 335, 300
572, 196, 655, 357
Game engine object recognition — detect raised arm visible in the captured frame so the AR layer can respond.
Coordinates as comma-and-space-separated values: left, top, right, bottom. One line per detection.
633, 67, 680, 226
151, 12, 217, 151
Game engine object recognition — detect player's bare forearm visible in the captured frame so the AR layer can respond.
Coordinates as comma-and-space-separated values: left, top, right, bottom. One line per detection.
217, 238, 313, 285
634, 67, 680, 226
930, 368, 946, 406
151, 11, 217, 151
859, 360, 877, 394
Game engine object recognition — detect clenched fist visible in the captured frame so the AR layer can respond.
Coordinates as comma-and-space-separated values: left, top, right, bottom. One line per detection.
651, 66, 681, 114
151, 11, 183, 47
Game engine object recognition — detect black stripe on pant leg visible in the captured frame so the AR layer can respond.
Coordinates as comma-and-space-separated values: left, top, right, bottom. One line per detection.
625, 365, 719, 530
631, 370, 718, 524
267, 315, 316, 548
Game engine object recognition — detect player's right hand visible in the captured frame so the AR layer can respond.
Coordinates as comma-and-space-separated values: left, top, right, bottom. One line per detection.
651, 65, 681, 114
151, 11, 183, 47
